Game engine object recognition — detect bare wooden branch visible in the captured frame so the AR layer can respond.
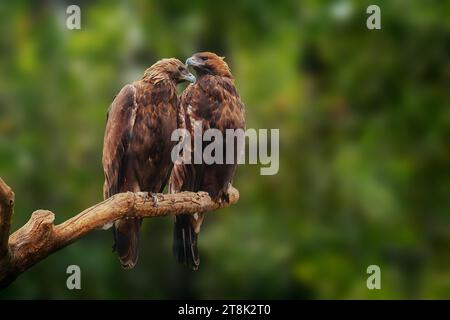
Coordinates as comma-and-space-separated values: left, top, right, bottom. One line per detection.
0, 178, 14, 261
0, 178, 239, 289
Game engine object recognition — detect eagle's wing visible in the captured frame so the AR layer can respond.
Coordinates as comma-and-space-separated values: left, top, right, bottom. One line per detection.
102, 84, 137, 199
196, 77, 245, 198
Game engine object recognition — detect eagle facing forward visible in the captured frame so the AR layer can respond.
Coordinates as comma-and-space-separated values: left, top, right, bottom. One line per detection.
170, 52, 246, 270
102, 59, 195, 268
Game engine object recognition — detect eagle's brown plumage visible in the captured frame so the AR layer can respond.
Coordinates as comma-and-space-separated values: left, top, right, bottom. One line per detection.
169, 52, 246, 270
102, 58, 195, 268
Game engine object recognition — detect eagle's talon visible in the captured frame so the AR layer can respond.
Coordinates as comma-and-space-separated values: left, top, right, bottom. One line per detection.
143, 192, 151, 204
150, 192, 159, 208
221, 191, 230, 204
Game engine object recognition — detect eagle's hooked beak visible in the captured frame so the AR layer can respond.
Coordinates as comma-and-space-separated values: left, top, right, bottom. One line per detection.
182, 71, 196, 83
186, 57, 202, 68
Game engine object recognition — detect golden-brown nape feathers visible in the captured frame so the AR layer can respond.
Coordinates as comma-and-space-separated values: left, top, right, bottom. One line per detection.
142, 58, 185, 83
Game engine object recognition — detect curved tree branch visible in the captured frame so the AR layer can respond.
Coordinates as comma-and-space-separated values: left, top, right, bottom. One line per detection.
0, 178, 14, 261
0, 177, 239, 289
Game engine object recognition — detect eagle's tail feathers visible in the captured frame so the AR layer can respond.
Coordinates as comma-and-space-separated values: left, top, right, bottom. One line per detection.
113, 218, 141, 269
173, 215, 200, 270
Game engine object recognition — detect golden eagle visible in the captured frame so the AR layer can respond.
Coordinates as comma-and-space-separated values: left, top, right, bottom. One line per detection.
170, 52, 246, 270
102, 58, 195, 268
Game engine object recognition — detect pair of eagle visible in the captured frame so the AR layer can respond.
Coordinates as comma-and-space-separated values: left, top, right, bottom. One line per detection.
102, 52, 245, 270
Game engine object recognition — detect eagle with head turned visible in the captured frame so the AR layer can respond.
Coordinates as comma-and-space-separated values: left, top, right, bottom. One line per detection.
102, 58, 195, 268
170, 52, 246, 270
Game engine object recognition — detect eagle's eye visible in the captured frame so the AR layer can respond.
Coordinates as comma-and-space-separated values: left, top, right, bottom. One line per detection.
178, 66, 184, 72
200, 56, 208, 61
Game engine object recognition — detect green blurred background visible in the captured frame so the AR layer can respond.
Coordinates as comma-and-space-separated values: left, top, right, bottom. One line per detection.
0, 0, 449, 299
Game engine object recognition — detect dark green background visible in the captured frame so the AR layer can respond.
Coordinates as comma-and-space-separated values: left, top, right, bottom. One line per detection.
0, 0, 449, 299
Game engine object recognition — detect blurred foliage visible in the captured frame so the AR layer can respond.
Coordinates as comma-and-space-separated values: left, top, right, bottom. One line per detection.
0, 0, 449, 299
